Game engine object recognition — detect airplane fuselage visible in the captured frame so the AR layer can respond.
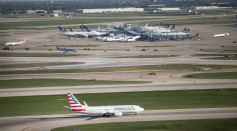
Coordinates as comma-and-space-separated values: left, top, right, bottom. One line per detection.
5, 41, 24, 46
72, 105, 143, 115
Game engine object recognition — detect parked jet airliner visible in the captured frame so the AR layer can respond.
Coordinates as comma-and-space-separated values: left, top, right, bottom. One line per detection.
5, 39, 26, 46
65, 93, 144, 117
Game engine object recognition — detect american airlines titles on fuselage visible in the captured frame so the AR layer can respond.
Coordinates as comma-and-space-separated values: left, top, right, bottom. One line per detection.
65, 93, 144, 117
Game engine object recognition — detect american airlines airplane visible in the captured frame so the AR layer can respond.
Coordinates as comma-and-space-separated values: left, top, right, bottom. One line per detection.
65, 93, 144, 117
5, 39, 26, 46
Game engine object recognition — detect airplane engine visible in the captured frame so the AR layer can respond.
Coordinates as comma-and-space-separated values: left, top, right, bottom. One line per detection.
114, 112, 122, 116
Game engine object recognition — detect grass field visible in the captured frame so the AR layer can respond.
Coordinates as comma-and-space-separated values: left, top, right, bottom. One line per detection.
0, 89, 236, 117
203, 56, 237, 60
144, 15, 236, 25
0, 78, 150, 89
0, 15, 235, 29
1, 64, 237, 75
118, 55, 177, 58
184, 72, 237, 79
0, 62, 82, 68
0, 17, 159, 29
52, 118, 237, 131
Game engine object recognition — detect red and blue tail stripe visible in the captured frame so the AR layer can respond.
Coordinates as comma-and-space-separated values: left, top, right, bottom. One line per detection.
67, 93, 86, 112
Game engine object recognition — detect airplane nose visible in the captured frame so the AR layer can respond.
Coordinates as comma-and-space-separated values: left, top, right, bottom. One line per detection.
140, 108, 144, 111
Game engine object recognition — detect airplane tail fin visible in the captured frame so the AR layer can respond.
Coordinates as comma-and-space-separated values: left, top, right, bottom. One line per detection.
58, 26, 63, 32
171, 24, 176, 30
67, 93, 86, 112
186, 28, 190, 33
183, 27, 187, 32
82, 24, 91, 32
56, 46, 60, 50
22, 39, 26, 43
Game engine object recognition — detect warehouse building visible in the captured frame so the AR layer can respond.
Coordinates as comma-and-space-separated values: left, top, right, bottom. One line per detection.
74, 7, 144, 14
145, 5, 180, 12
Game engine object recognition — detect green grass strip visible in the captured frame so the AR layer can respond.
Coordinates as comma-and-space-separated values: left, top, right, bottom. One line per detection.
0, 89, 236, 117
203, 56, 237, 60
0, 78, 150, 89
1, 64, 237, 75
52, 118, 237, 131
0, 17, 158, 29
184, 72, 237, 79
118, 55, 177, 58
144, 16, 236, 25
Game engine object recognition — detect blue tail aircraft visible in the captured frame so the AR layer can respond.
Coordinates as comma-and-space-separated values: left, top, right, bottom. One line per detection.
56, 46, 77, 53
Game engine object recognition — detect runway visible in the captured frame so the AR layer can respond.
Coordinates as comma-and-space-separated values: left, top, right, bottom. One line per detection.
0, 80, 237, 97
0, 107, 236, 131
1, 56, 237, 71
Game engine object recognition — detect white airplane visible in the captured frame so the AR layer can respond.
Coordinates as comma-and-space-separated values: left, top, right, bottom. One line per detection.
65, 93, 144, 117
58, 26, 89, 38
213, 33, 230, 37
125, 35, 141, 42
5, 39, 26, 46
142, 24, 175, 33
101, 36, 126, 42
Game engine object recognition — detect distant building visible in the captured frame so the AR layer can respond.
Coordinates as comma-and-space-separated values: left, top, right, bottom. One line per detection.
62, 11, 71, 17
74, 7, 144, 14
160, 8, 181, 11
53, 10, 62, 15
26, 10, 47, 15
195, 6, 219, 10
145, 4, 165, 11
50, 13, 59, 17
208, 2, 231, 7
26, 10, 34, 14
195, 6, 232, 10
146, 5, 180, 12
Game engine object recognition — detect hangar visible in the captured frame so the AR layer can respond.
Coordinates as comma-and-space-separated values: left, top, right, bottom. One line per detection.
74, 7, 144, 13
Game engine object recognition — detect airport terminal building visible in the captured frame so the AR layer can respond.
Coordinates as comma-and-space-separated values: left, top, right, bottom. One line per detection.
74, 7, 144, 13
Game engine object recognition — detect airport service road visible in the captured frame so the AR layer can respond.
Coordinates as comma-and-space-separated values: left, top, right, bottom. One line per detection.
0, 80, 236, 97
0, 107, 236, 131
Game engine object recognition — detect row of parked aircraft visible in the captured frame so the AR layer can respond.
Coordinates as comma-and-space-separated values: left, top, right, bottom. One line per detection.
58, 26, 108, 38
96, 34, 141, 42
58, 23, 200, 42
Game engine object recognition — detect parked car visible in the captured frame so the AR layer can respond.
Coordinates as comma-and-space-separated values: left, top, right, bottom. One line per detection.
25, 48, 30, 50
3, 47, 13, 50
